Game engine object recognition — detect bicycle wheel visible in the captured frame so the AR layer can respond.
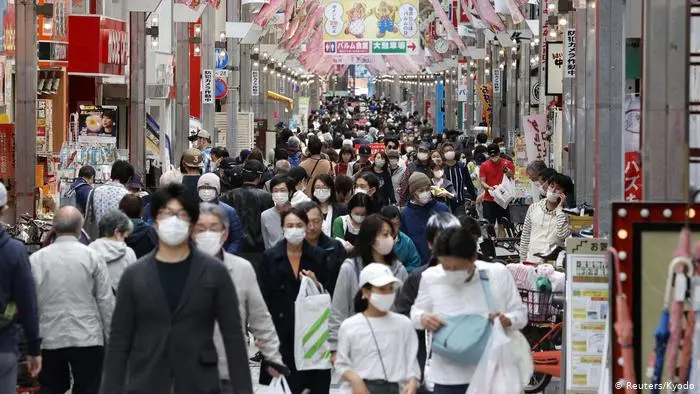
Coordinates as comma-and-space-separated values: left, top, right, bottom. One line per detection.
523, 327, 555, 393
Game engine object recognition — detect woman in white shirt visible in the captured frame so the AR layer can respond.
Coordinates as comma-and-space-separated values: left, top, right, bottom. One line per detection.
410, 227, 527, 393
336, 263, 420, 394
261, 175, 294, 249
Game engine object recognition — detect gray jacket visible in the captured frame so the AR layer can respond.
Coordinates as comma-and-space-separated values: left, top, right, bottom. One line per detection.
328, 257, 408, 350
214, 252, 282, 380
100, 248, 253, 394
89, 238, 137, 293
30, 235, 114, 350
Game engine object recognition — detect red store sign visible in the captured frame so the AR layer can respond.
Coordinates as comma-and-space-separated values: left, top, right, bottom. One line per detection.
68, 15, 128, 77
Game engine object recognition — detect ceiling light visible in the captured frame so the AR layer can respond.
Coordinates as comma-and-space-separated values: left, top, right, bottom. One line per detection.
559, 18, 568, 26
548, 3, 556, 11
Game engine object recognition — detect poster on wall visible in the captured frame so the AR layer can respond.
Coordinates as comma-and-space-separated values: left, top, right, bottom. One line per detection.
322, 0, 420, 55
545, 41, 563, 95
523, 113, 549, 163
78, 105, 118, 144
0, 124, 14, 181
37, 99, 52, 153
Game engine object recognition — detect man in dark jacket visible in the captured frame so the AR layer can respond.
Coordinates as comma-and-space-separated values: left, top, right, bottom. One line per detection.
119, 194, 158, 258
101, 183, 252, 394
69, 165, 95, 214
221, 159, 273, 266
0, 182, 42, 391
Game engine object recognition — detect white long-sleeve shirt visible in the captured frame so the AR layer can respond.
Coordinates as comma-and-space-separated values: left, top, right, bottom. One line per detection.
335, 312, 420, 392
410, 261, 528, 385
519, 200, 571, 263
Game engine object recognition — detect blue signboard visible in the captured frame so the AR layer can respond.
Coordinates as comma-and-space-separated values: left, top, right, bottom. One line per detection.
436, 78, 445, 134
215, 48, 229, 69
215, 79, 227, 100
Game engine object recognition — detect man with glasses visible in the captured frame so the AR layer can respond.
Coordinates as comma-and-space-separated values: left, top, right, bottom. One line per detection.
100, 183, 253, 394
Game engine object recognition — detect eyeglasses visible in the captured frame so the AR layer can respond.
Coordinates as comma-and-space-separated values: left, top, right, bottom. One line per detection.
156, 209, 191, 221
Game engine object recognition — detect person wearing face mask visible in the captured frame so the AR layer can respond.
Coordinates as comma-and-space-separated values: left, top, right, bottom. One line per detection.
429, 162, 456, 209
261, 176, 295, 249
332, 193, 374, 251
350, 145, 373, 176
101, 184, 253, 394
300, 136, 334, 196
336, 146, 355, 177
536, 167, 557, 199
287, 167, 313, 206
336, 263, 420, 394
479, 143, 516, 225
192, 203, 286, 394
197, 173, 243, 254
519, 174, 572, 264
361, 157, 396, 209
411, 228, 527, 394
329, 214, 409, 360
525, 160, 548, 202
258, 207, 330, 394
387, 150, 407, 206
442, 142, 477, 215
89, 210, 137, 294
430, 150, 443, 167
400, 173, 450, 265
380, 206, 421, 273
492, 137, 513, 162
311, 174, 348, 237
398, 142, 433, 207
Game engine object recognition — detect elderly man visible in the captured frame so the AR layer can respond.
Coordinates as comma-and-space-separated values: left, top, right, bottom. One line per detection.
264, 159, 291, 193
30, 206, 114, 394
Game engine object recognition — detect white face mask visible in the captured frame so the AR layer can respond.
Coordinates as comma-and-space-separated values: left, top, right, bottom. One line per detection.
443, 269, 475, 286
546, 190, 560, 203
373, 236, 395, 256
433, 170, 444, 179
314, 189, 331, 203
195, 231, 224, 256
417, 191, 432, 205
351, 214, 366, 224
198, 189, 217, 202
272, 192, 289, 206
157, 216, 190, 246
374, 158, 386, 168
284, 227, 306, 245
354, 188, 368, 195
444, 151, 456, 161
369, 292, 396, 312
417, 152, 429, 161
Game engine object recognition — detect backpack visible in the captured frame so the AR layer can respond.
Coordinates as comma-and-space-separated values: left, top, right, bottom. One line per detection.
61, 182, 90, 210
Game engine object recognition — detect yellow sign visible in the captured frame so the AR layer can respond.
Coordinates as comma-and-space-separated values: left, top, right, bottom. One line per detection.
322, 0, 420, 55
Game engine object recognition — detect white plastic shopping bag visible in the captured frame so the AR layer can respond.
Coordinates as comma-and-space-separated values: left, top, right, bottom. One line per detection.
489, 175, 516, 209
258, 376, 292, 394
423, 331, 434, 392
466, 320, 525, 394
294, 275, 332, 370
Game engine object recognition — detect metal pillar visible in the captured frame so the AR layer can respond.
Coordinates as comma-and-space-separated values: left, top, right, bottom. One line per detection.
392, 76, 401, 103
15, 0, 36, 220
466, 67, 475, 132
200, 6, 215, 136
594, 0, 625, 236
129, 12, 147, 175
506, 46, 517, 140
519, 38, 531, 130
641, 0, 688, 200
491, 43, 503, 138
226, 0, 240, 154
574, 4, 596, 206
174, 23, 190, 166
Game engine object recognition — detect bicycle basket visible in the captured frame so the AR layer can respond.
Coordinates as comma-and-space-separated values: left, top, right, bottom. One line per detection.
519, 289, 563, 323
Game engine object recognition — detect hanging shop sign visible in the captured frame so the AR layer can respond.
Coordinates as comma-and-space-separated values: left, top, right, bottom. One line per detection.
331, 55, 373, 64
67, 16, 128, 77
492, 69, 502, 97
456, 85, 467, 102
37, 99, 53, 154
251, 70, 260, 96
522, 113, 548, 163
3, 2, 15, 57
322, 0, 420, 55
202, 69, 214, 104
0, 124, 14, 180
477, 84, 493, 127
279, 78, 285, 94
623, 151, 642, 202
77, 105, 118, 144
353, 143, 385, 155
545, 41, 563, 95
565, 238, 609, 392
564, 29, 576, 78
424, 100, 431, 121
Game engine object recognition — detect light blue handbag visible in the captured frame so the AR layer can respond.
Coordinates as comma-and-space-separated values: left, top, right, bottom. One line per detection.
431, 270, 495, 365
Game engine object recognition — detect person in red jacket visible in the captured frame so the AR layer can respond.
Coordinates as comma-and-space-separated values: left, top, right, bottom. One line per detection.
479, 143, 515, 225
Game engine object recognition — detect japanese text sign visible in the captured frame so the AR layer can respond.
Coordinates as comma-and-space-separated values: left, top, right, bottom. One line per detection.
624, 151, 642, 201
251, 70, 260, 96
523, 114, 549, 162
564, 29, 576, 78
478, 84, 493, 127
202, 69, 214, 105
0, 124, 14, 180
545, 41, 563, 95
492, 69, 502, 96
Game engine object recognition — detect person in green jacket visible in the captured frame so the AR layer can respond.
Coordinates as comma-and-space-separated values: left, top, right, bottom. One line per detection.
332, 193, 374, 252
380, 205, 422, 273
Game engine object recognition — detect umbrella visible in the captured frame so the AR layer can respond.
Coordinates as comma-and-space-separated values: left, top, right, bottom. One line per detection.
609, 247, 636, 393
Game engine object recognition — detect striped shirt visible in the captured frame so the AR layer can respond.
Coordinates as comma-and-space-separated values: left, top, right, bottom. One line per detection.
519, 200, 571, 263
444, 162, 467, 203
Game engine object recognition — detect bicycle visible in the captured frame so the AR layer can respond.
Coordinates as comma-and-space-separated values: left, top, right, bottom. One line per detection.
519, 289, 565, 393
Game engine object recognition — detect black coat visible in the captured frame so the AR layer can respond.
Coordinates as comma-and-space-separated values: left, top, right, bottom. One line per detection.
257, 240, 329, 385
125, 221, 158, 259
100, 247, 252, 394
221, 184, 274, 254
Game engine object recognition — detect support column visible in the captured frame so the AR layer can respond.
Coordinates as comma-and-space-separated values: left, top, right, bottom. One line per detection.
506, 46, 517, 140
518, 38, 531, 130
466, 65, 475, 132
491, 43, 503, 138
15, 0, 37, 220
641, 0, 688, 200
226, 0, 240, 154
129, 12, 147, 174
392, 75, 400, 103
594, 0, 625, 236
574, 4, 596, 206
200, 6, 216, 135
174, 23, 190, 165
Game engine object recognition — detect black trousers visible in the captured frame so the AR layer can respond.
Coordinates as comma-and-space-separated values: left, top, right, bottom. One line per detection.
39, 346, 104, 394
482, 201, 510, 225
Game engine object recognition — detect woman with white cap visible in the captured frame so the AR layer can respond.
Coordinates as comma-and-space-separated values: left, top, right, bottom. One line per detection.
335, 263, 420, 394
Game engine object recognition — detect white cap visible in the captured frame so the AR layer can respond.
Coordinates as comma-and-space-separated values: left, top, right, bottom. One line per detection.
197, 173, 221, 193
342, 139, 353, 148
197, 129, 211, 139
359, 263, 400, 288
0, 181, 6, 207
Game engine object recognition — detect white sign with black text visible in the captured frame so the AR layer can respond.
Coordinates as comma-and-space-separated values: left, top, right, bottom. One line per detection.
457, 85, 468, 102
251, 71, 260, 96
202, 69, 214, 105
492, 69, 502, 96
545, 42, 563, 95
564, 29, 576, 78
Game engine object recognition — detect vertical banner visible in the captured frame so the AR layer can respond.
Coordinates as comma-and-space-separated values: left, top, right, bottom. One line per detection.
624, 151, 642, 201
37, 99, 48, 153
279, 78, 285, 94
251, 71, 260, 96
0, 124, 14, 180
437, 79, 444, 133
522, 113, 549, 163
492, 69, 502, 96
623, 95, 641, 201
424, 100, 431, 121
477, 84, 493, 127
457, 85, 467, 102
564, 29, 576, 78
202, 69, 214, 105
545, 42, 564, 95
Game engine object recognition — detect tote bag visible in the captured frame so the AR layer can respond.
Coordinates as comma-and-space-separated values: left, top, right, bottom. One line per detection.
294, 275, 332, 370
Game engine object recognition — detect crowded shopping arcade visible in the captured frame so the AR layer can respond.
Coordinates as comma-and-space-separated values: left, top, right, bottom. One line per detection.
0, 0, 698, 393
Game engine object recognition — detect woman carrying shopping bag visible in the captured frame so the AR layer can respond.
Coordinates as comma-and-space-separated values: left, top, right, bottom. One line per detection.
335, 263, 420, 394
258, 206, 332, 394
